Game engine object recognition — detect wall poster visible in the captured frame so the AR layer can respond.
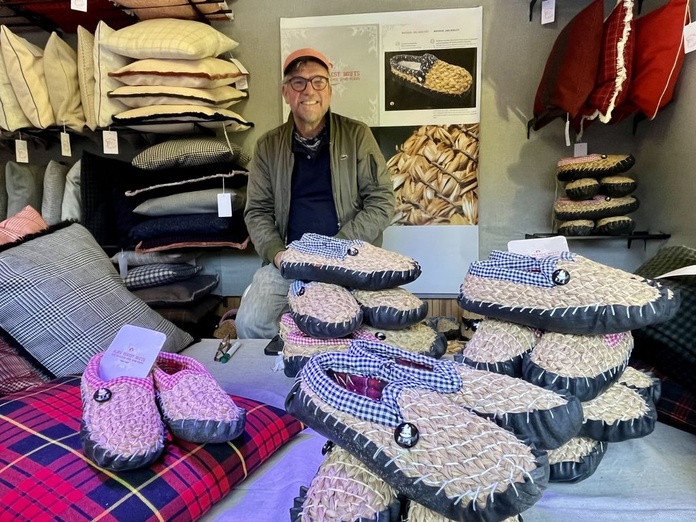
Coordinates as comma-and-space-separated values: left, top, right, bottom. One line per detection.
280, 8, 482, 296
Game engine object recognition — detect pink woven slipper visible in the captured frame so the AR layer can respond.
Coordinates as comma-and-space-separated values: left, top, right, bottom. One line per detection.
153, 352, 246, 443
80, 353, 165, 471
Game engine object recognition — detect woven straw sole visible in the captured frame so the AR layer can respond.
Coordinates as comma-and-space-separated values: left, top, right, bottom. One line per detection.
354, 287, 428, 330
599, 175, 637, 197
281, 243, 421, 291
556, 154, 635, 181
391, 59, 473, 97
286, 380, 548, 521
289, 282, 363, 339
458, 255, 679, 335
352, 323, 447, 359
554, 195, 639, 221
292, 445, 399, 522
548, 437, 607, 483
565, 178, 600, 200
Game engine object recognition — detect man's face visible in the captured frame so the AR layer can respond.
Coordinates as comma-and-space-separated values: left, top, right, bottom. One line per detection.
282, 61, 332, 131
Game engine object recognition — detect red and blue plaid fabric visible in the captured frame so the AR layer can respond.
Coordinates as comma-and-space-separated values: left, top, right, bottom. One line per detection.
0, 376, 304, 522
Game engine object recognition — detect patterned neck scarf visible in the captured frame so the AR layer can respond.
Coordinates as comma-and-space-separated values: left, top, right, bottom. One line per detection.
293, 124, 328, 156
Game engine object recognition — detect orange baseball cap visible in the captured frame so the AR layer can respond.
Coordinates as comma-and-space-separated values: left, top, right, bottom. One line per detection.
282, 48, 333, 75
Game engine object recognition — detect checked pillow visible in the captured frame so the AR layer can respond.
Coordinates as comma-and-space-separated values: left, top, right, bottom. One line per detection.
0, 376, 304, 522
0, 222, 193, 377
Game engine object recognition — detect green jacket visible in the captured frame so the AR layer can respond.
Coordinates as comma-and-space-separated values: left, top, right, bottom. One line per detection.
244, 111, 396, 265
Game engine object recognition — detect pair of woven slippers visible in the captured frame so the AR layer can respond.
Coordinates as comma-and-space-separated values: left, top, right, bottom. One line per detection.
80, 351, 246, 471
286, 340, 590, 520
388, 53, 473, 98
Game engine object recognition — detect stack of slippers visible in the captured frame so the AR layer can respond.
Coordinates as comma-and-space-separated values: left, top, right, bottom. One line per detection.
553, 153, 640, 236
457, 249, 679, 483
278, 233, 447, 378
285, 339, 577, 521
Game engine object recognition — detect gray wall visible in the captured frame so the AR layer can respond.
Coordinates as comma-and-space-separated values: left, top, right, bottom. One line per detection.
220, 0, 695, 274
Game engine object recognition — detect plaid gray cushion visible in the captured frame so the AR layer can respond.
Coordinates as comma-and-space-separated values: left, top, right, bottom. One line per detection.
0, 223, 193, 377
123, 263, 202, 290
132, 138, 251, 170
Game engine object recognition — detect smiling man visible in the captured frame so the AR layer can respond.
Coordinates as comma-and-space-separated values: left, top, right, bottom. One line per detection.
237, 47, 395, 339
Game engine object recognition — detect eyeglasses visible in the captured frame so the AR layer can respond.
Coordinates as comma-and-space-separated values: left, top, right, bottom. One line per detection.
214, 335, 241, 363
284, 75, 330, 92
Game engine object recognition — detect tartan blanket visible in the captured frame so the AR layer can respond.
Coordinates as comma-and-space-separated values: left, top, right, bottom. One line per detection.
0, 376, 304, 521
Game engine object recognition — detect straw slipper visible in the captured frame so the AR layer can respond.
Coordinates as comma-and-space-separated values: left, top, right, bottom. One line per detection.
352, 287, 428, 330
547, 437, 608, 483
458, 318, 541, 378
557, 219, 595, 237
403, 499, 523, 521
565, 178, 600, 200
286, 349, 549, 522
153, 352, 246, 443
554, 195, 639, 221
290, 443, 401, 522
579, 380, 657, 442
556, 153, 635, 182
599, 175, 637, 197
617, 366, 661, 404
458, 250, 680, 335
351, 340, 583, 451
523, 331, 633, 402
282, 328, 352, 378
80, 352, 165, 471
352, 322, 447, 359
288, 280, 363, 339
389, 53, 473, 98
280, 233, 421, 290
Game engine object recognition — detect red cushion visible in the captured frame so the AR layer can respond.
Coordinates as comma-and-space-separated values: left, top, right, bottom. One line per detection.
0, 334, 46, 396
0, 376, 304, 521
572, 0, 636, 133
0, 205, 48, 246
531, 0, 604, 131
612, 0, 689, 122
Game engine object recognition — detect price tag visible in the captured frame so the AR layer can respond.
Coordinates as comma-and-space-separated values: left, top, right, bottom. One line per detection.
61, 132, 72, 157
102, 130, 119, 155
71, 0, 87, 12
508, 236, 569, 256
684, 22, 696, 54
234, 76, 249, 90
117, 251, 129, 279
573, 142, 588, 157
541, 0, 556, 25
230, 58, 249, 75
15, 139, 28, 163
99, 325, 166, 381
218, 192, 233, 217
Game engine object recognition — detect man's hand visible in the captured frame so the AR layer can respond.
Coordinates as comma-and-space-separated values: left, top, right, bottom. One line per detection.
273, 250, 286, 269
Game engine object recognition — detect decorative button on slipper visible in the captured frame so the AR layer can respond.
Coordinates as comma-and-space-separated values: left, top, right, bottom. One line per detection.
389, 53, 473, 97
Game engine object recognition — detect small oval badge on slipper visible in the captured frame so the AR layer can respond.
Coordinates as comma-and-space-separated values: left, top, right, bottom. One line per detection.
93, 388, 112, 403
395, 422, 419, 448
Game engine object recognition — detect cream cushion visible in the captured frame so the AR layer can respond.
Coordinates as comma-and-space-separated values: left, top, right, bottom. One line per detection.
0, 26, 54, 129
100, 18, 238, 60
93, 21, 131, 128
108, 57, 246, 88
77, 26, 97, 132
44, 32, 85, 132
108, 85, 246, 109
0, 47, 32, 131
112, 105, 253, 132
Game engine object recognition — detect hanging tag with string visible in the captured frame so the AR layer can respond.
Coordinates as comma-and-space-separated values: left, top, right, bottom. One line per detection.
61, 124, 72, 157
218, 176, 232, 217
15, 132, 28, 163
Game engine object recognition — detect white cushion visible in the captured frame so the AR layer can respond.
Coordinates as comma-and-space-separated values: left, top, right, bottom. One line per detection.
108, 57, 246, 88
60, 160, 81, 222
0, 26, 54, 129
41, 160, 69, 226
93, 21, 131, 128
108, 84, 246, 109
77, 26, 97, 132
100, 18, 238, 60
112, 105, 253, 132
44, 32, 85, 132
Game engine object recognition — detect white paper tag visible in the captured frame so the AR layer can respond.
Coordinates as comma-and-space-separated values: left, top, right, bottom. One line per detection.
541, 0, 556, 25
656, 265, 696, 279
71, 0, 87, 12
684, 23, 696, 54
218, 192, 233, 217
234, 76, 249, 90
98, 324, 166, 381
508, 236, 569, 256
573, 142, 588, 157
117, 251, 128, 279
15, 139, 28, 163
102, 130, 119, 155
564, 115, 571, 147
230, 58, 249, 75
60, 132, 72, 157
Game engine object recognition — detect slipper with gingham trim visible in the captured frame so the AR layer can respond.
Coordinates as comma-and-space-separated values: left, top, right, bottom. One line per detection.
350, 340, 583, 451
80, 353, 165, 471
153, 351, 246, 444
290, 443, 401, 522
556, 153, 635, 182
457, 250, 680, 335
282, 328, 352, 378
285, 346, 549, 522
280, 233, 421, 291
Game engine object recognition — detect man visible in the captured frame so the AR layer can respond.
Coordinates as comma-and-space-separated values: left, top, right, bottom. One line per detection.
235, 47, 395, 339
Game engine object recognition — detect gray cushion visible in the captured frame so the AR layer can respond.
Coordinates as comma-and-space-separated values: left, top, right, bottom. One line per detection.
133, 187, 246, 217
5, 161, 45, 217
132, 137, 250, 170
60, 160, 81, 222
123, 262, 202, 290
0, 223, 194, 377
41, 160, 69, 225
130, 274, 219, 306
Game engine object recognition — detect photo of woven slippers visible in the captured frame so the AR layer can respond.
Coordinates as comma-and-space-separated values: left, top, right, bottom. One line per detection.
285, 345, 549, 521
389, 52, 473, 98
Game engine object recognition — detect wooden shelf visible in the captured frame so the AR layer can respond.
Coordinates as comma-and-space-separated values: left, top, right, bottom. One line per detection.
525, 231, 671, 249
